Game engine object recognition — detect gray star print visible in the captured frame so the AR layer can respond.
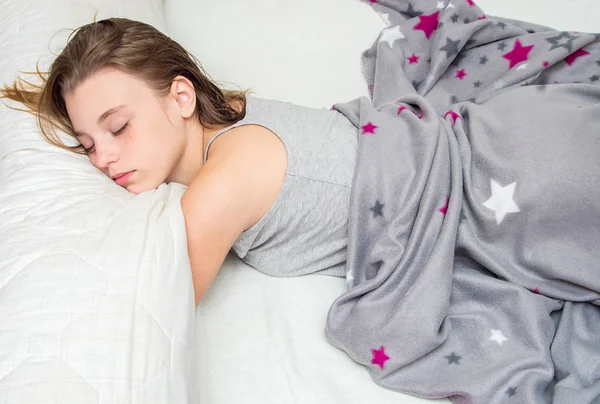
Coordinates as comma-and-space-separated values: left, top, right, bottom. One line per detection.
463, 18, 471, 24
480, 55, 488, 64
506, 387, 517, 397
591, 75, 599, 82
400, 4, 423, 19
596, 59, 600, 66
473, 80, 482, 88
451, 14, 459, 23
445, 352, 462, 365
498, 42, 507, 51
412, 80, 423, 90
370, 200, 385, 218
440, 37, 461, 58
466, 39, 477, 48
497, 21, 507, 29
450, 52, 467, 67
450, 95, 459, 104
546, 31, 578, 53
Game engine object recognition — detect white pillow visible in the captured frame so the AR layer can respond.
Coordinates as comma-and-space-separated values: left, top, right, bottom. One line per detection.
0, 1, 197, 403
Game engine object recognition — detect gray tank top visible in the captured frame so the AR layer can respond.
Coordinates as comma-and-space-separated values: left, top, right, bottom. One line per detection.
203, 94, 358, 277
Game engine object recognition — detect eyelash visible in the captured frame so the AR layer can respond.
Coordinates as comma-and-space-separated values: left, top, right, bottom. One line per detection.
113, 122, 129, 136
82, 122, 129, 154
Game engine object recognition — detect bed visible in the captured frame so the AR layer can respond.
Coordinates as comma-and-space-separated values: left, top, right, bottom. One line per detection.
1, 1, 598, 403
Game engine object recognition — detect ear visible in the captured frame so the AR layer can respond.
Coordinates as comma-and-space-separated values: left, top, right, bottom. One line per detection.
169, 75, 196, 119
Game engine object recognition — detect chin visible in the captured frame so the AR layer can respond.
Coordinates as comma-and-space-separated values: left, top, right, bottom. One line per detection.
125, 181, 163, 195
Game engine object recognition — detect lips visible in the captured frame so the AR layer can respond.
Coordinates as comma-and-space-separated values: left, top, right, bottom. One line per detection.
113, 170, 135, 186
111, 171, 127, 180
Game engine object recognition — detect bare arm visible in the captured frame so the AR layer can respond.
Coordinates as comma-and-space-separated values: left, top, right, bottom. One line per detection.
180, 162, 245, 306
180, 126, 287, 306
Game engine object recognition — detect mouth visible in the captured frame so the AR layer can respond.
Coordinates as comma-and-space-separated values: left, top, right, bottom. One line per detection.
112, 170, 135, 186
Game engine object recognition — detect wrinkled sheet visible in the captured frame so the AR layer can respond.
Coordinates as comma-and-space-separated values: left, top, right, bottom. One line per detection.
325, 1, 600, 403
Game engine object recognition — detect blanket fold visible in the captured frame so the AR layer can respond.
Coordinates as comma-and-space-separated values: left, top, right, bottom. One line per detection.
325, 1, 600, 403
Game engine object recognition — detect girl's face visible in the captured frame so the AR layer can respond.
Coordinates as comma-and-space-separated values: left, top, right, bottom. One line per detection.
65, 67, 190, 194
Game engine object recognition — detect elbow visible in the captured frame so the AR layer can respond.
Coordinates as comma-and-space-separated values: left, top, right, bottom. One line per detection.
193, 286, 207, 307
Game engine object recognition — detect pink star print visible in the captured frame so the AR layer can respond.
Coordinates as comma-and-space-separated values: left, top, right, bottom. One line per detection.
477, 15, 487, 20
543, 60, 549, 67
565, 48, 590, 66
466, 0, 476, 6
397, 105, 407, 115
456, 69, 467, 80
445, 110, 460, 124
361, 121, 378, 134
502, 39, 534, 69
408, 53, 419, 64
371, 346, 390, 369
532, 287, 541, 294
413, 11, 440, 40
439, 196, 450, 215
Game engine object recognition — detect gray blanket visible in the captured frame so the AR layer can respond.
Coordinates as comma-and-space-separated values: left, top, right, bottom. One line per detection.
325, 1, 600, 403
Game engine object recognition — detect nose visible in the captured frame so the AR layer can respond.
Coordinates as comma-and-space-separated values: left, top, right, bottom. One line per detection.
92, 141, 119, 169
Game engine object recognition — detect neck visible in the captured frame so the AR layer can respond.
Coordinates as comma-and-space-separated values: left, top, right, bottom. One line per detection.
166, 122, 217, 186
167, 100, 242, 185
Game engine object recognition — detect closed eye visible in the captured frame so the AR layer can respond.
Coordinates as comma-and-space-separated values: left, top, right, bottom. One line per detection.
113, 122, 129, 136
80, 122, 129, 154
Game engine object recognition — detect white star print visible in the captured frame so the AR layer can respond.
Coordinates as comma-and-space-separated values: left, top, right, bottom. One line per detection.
379, 25, 405, 48
483, 179, 520, 224
517, 63, 528, 70
378, 12, 391, 26
437, 1, 446, 9
489, 329, 508, 346
447, 2, 456, 8
346, 271, 355, 285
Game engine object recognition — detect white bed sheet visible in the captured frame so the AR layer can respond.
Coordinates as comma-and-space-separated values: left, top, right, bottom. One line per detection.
163, 1, 600, 403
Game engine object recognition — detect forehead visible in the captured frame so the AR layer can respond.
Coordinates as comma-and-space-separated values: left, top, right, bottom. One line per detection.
64, 68, 156, 127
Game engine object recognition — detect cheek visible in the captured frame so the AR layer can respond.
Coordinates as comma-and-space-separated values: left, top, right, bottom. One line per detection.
129, 128, 170, 165
88, 155, 100, 169
129, 113, 183, 165
151, 117, 184, 153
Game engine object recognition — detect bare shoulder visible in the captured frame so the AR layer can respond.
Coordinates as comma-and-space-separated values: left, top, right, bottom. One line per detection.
203, 123, 288, 231
180, 123, 287, 304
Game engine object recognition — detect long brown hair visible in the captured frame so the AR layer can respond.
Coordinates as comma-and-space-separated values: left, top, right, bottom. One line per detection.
0, 17, 250, 154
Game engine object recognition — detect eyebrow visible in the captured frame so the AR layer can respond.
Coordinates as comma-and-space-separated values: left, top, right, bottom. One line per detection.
73, 104, 126, 137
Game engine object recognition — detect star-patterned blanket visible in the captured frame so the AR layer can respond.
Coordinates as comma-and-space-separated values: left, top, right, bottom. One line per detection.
325, 1, 600, 403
